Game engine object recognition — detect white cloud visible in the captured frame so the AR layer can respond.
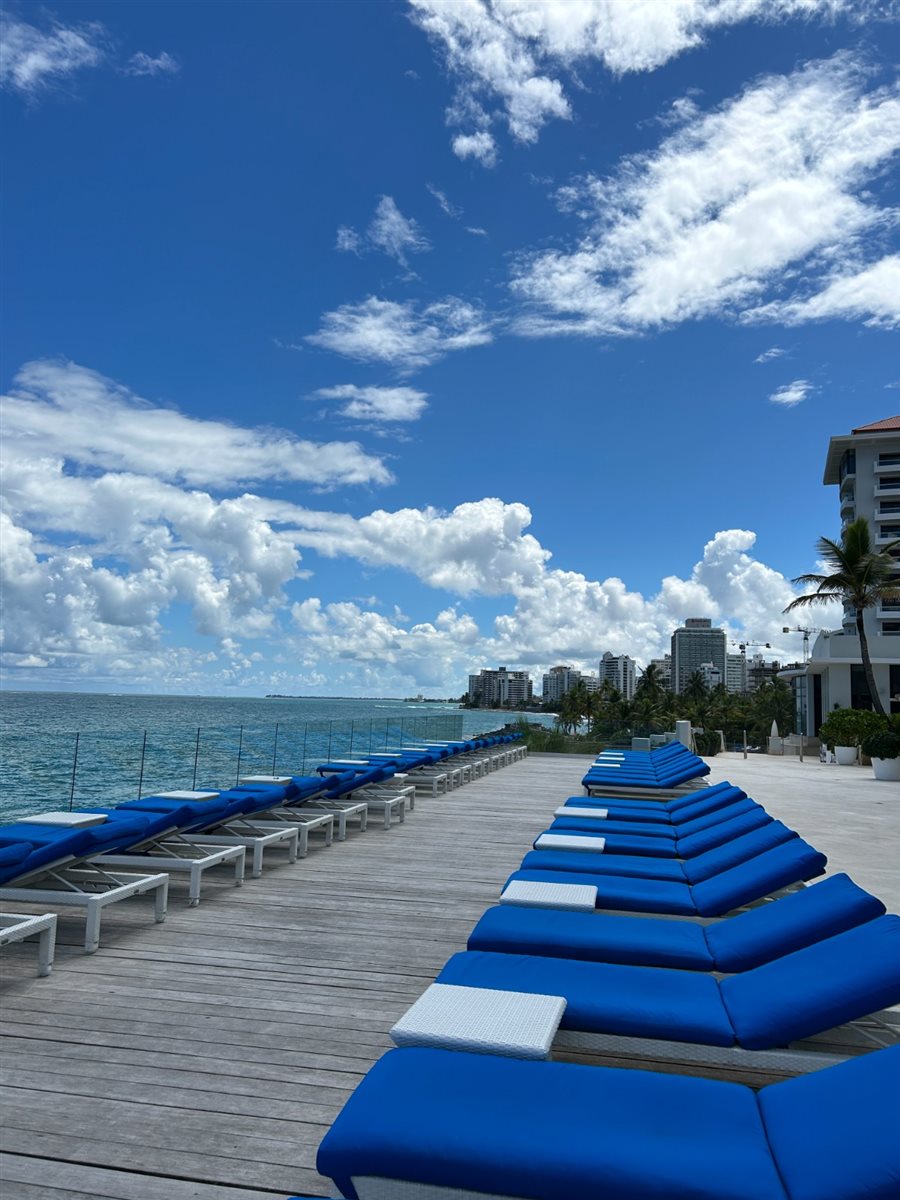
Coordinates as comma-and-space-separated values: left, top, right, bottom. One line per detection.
335, 197, 430, 268
122, 51, 179, 77
755, 346, 787, 363
2, 360, 392, 488
336, 225, 362, 254
466, 226, 489, 237
368, 196, 430, 266
749, 254, 900, 329
769, 379, 813, 406
313, 384, 429, 422
452, 130, 498, 166
410, 0, 859, 158
0, 13, 107, 93
511, 56, 900, 337
306, 296, 493, 371
426, 183, 461, 218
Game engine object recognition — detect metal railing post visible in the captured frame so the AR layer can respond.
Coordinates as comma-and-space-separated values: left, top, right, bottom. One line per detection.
192, 727, 201, 790
235, 725, 244, 785
272, 722, 280, 775
137, 730, 148, 799
68, 732, 80, 811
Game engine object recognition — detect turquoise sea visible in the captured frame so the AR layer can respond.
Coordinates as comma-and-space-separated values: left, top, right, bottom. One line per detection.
0, 692, 552, 821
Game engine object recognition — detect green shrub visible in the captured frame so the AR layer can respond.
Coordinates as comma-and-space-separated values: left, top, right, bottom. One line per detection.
860, 729, 900, 760
693, 730, 721, 757
818, 707, 886, 750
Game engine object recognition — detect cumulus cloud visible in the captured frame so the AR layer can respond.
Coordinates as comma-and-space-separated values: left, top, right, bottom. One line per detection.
2, 360, 392, 488
409, 0, 858, 159
313, 383, 429, 422
769, 379, 813, 407
510, 56, 900, 337
0, 13, 107, 93
122, 51, 180, 77
336, 196, 430, 268
452, 130, 499, 166
306, 296, 493, 371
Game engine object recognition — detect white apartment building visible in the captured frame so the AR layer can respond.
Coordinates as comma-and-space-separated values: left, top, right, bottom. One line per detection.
783, 416, 900, 733
699, 662, 723, 689
541, 665, 583, 704
671, 618, 727, 694
599, 651, 636, 700
468, 667, 533, 707
726, 653, 747, 694
647, 654, 673, 690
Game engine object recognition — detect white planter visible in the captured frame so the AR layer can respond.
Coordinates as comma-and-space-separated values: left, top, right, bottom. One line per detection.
872, 757, 900, 782
834, 745, 858, 766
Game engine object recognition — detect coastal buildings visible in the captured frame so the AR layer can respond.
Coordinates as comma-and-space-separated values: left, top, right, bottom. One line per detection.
541, 665, 602, 704
647, 653, 673, 690
783, 416, 900, 733
671, 618, 727, 694
468, 667, 533, 707
726, 653, 747, 694
598, 651, 636, 700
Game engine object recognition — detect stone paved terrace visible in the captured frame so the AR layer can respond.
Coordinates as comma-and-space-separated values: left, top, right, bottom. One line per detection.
0, 750, 897, 1199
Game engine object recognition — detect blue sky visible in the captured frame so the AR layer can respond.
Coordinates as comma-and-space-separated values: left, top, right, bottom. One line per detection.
2, 0, 898, 696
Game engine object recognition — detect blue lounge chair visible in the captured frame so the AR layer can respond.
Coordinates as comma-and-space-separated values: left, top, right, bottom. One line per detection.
562, 779, 747, 823
469, 873, 887, 972
507, 837, 828, 916
0, 816, 169, 951
437, 915, 900, 1073
523, 820, 797, 882
545, 804, 773, 856
316, 1044, 900, 1200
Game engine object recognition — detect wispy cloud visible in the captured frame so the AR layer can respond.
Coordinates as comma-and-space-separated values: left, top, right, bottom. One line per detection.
336, 196, 430, 268
409, 0, 861, 161
755, 346, 787, 363
510, 57, 900, 338
306, 296, 493, 372
0, 13, 107, 94
313, 384, 429, 422
466, 226, 488, 238
122, 51, 180, 77
769, 379, 813, 407
426, 183, 461, 218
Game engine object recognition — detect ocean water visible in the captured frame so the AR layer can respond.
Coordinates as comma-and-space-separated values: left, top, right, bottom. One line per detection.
0, 691, 549, 821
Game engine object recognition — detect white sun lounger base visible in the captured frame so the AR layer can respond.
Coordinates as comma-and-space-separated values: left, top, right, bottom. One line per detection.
0, 867, 168, 952
185, 824, 300, 878
306, 799, 369, 839
100, 843, 245, 906
0, 912, 58, 976
584, 779, 708, 799
250, 811, 337, 852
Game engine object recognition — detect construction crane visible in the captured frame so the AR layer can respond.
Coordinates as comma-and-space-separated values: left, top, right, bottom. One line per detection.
781, 626, 822, 663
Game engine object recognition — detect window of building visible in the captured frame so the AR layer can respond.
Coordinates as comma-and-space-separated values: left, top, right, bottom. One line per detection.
850, 665, 874, 710
882, 622, 900, 634
840, 449, 856, 480
891, 665, 900, 715
878, 453, 900, 467
879, 474, 900, 491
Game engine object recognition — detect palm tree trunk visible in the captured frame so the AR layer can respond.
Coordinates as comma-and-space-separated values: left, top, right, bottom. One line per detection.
856, 608, 886, 716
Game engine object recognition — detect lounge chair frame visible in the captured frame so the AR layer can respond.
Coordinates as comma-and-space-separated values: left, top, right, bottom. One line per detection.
101, 837, 245, 906
0, 862, 168, 951
0, 911, 58, 976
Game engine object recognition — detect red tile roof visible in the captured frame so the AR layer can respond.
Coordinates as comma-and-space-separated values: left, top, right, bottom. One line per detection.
852, 415, 900, 433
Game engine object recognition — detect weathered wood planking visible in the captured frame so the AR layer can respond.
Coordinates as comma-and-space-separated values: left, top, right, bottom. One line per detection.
1, 753, 583, 1198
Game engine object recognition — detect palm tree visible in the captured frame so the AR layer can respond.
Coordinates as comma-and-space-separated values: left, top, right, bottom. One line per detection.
785, 517, 900, 717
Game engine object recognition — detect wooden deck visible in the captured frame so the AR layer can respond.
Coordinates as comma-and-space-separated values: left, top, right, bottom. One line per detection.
2, 749, 897, 1199
0, 753, 579, 1199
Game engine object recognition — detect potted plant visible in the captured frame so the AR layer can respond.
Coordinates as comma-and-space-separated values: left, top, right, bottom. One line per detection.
860, 729, 900, 782
817, 708, 885, 765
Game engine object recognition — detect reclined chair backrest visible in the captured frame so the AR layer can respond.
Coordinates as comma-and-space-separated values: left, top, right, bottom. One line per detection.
690, 839, 827, 916
680, 821, 797, 884
706, 873, 886, 973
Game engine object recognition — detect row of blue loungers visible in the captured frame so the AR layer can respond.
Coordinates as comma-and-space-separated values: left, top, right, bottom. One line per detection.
312, 742, 900, 1200
0, 734, 524, 962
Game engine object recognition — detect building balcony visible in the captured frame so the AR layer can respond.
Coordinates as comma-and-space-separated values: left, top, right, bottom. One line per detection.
875, 484, 900, 497
839, 473, 856, 495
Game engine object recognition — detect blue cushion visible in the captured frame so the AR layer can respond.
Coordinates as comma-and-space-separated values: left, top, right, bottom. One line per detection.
508, 868, 700, 915
118, 795, 232, 831
317, 1047, 787, 1200
551, 816, 677, 839
436, 950, 735, 1044
673, 797, 763, 836
706, 874, 886, 973
676, 808, 771, 857
0, 840, 36, 884
680, 822, 797, 885
81, 806, 192, 841
721, 916, 900, 1050
690, 840, 827, 916
468, 904, 713, 970
521, 848, 689, 881
761, 1046, 900, 1200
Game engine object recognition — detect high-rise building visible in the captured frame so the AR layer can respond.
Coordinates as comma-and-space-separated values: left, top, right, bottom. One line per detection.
726, 653, 747, 694
671, 618, 727, 694
699, 662, 723, 689
782, 416, 900, 732
468, 667, 533, 707
598, 651, 636, 700
541, 665, 583, 704
646, 654, 673, 691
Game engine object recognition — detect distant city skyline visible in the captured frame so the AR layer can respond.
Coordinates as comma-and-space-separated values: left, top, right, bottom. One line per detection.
2, 2, 898, 696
